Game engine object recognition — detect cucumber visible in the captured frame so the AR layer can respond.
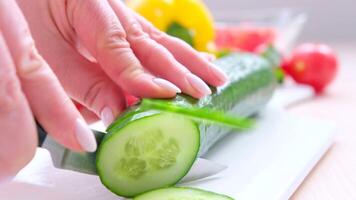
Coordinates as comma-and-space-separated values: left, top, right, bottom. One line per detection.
97, 53, 277, 197
133, 187, 234, 200
97, 114, 200, 197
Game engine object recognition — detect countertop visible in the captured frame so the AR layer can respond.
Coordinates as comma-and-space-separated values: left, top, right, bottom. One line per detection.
290, 43, 356, 200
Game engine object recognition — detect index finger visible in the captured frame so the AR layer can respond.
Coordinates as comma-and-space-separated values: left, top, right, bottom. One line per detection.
0, 0, 96, 152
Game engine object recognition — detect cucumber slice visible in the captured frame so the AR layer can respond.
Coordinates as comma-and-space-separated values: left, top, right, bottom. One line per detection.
97, 114, 200, 197
98, 53, 277, 197
133, 187, 233, 200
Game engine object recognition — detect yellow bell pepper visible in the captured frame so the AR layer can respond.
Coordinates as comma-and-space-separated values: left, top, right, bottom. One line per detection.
127, 0, 215, 51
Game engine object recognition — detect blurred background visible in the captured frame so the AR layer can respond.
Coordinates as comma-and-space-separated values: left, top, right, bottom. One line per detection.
205, 0, 355, 43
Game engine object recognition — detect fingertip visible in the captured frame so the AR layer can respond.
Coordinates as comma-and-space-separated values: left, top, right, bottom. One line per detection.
100, 106, 114, 127
153, 78, 181, 94
74, 118, 97, 152
124, 75, 180, 98
186, 73, 212, 98
208, 63, 229, 86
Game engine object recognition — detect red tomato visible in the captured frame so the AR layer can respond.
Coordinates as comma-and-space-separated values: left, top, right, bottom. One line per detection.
215, 25, 276, 52
283, 43, 338, 93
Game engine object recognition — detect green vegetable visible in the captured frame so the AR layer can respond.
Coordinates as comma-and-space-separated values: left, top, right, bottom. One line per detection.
133, 187, 234, 200
259, 44, 282, 68
97, 53, 277, 197
140, 98, 254, 130
260, 44, 285, 83
274, 67, 285, 83
216, 48, 233, 58
166, 22, 194, 47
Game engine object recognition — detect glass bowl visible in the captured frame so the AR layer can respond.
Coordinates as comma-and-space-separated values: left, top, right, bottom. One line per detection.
213, 8, 307, 53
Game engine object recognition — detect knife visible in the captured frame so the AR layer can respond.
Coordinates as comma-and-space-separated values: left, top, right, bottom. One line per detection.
37, 122, 227, 182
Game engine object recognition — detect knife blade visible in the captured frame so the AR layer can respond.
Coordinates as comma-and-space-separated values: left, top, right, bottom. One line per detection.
37, 122, 227, 181
180, 158, 227, 184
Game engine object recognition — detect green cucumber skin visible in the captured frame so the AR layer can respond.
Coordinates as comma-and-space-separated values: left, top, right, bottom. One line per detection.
107, 53, 276, 155
133, 187, 234, 200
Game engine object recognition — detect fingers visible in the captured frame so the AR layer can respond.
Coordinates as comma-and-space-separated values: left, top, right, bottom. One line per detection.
67, 0, 180, 98
17, 0, 126, 126
0, 32, 37, 179
0, 0, 96, 152
35, 34, 126, 126
133, 12, 228, 86
108, 0, 211, 98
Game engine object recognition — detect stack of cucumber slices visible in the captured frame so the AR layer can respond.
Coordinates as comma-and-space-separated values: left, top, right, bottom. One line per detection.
96, 53, 277, 198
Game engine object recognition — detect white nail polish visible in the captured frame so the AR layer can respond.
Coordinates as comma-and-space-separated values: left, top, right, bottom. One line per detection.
75, 119, 97, 152
209, 64, 228, 84
153, 78, 181, 93
101, 107, 114, 127
186, 73, 212, 96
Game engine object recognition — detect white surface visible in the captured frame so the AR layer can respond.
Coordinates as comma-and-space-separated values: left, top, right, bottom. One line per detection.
182, 108, 335, 199
0, 85, 334, 200
269, 80, 315, 109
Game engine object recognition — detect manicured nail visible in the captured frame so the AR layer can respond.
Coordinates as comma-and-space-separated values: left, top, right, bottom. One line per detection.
75, 119, 97, 152
101, 106, 114, 127
186, 73, 212, 96
153, 78, 181, 93
209, 64, 228, 84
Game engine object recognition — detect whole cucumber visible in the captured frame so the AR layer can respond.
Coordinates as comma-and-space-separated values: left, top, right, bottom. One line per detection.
97, 53, 277, 197
107, 53, 277, 155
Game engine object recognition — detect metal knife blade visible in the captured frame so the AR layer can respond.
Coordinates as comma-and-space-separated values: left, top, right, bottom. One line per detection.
180, 158, 227, 184
41, 130, 104, 175
38, 122, 227, 182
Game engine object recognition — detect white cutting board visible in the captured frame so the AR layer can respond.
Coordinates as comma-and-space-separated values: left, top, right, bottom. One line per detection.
0, 85, 335, 200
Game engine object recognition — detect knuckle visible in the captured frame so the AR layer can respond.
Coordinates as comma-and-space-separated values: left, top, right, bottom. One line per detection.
83, 79, 107, 109
116, 56, 144, 80
97, 28, 129, 51
16, 45, 48, 79
126, 22, 149, 42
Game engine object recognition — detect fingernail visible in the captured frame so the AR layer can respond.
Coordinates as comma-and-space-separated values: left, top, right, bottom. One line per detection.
153, 78, 181, 93
101, 107, 114, 127
186, 73, 212, 96
75, 119, 97, 152
209, 64, 228, 84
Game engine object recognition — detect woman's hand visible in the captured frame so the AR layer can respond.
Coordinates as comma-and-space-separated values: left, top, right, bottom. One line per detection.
0, 0, 227, 179
0, 0, 97, 179
17, 0, 227, 124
